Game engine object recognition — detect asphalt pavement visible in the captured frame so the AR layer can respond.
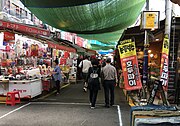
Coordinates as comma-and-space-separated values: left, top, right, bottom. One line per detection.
0, 82, 131, 126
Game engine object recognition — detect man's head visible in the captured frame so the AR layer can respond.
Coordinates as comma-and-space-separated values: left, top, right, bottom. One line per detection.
106, 58, 111, 64
84, 55, 88, 59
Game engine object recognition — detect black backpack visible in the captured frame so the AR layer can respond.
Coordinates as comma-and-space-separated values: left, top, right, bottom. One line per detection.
88, 68, 99, 85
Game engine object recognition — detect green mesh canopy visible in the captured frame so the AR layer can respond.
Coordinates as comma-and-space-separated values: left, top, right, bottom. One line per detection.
21, 0, 145, 49
90, 44, 116, 50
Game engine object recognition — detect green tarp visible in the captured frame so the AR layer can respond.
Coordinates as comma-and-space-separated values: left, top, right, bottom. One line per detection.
21, 0, 104, 7
21, 0, 145, 49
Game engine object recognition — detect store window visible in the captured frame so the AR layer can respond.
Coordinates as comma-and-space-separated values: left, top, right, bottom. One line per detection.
15, 5, 20, 18
24, 10, 28, 18
19, 8, 22, 18
10, 3, 16, 16
3, 0, 10, 13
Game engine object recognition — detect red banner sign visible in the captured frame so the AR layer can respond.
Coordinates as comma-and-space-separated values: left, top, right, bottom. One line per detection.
4, 32, 15, 41
75, 36, 84, 47
47, 41, 76, 53
118, 39, 142, 90
0, 19, 50, 36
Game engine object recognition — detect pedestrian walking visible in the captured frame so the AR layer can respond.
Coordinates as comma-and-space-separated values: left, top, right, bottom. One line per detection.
79, 55, 92, 92
52, 60, 62, 95
102, 58, 118, 108
87, 59, 101, 109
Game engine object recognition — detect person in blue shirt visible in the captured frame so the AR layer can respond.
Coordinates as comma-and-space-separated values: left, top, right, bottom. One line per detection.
52, 60, 62, 95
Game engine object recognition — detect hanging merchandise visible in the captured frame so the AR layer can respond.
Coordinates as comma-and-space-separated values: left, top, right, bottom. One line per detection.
56, 50, 59, 57
118, 39, 142, 91
26, 47, 31, 57
22, 42, 28, 49
160, 35, 169, 90
64, 51, 70, 58
60, 57, 67, 65
31, 44, 39, 56
5, 44, 11, 52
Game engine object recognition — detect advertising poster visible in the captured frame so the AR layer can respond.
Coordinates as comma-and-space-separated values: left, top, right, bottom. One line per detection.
160, 35, 169, 90
141, 11, 160, 30
118, 39, 142, 90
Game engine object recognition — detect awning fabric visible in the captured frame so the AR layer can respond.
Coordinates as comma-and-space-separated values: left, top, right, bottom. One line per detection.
21, 0, 145, 49
21, 0, 104, 7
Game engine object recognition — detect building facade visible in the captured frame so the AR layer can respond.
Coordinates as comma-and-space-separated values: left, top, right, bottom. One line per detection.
0, 0, 42, 26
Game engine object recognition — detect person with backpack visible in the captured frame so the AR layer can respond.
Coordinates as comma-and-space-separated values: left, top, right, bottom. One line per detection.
87, 58, 101, 109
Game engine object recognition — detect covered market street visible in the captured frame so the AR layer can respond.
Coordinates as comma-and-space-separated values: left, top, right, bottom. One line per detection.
0, 82, 130, 126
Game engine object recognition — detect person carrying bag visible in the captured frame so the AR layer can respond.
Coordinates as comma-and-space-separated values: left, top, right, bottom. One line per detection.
86, 58, 101, 109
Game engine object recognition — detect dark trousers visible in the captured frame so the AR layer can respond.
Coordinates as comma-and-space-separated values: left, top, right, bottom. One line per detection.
89, 89, 98, 107
55, 80, 60, 93
82, 73, 88, 87
103, 80, 115, 106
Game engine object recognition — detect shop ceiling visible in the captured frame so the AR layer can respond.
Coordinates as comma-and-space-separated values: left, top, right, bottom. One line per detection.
21, 0, 145, 50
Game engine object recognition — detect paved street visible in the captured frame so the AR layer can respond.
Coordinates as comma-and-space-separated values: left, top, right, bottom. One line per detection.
0, 82, 131, 126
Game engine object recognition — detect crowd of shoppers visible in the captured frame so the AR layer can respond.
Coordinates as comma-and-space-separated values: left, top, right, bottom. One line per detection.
79, 55, 118, 109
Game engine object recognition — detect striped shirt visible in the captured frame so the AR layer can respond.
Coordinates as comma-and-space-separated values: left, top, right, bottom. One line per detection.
102, 64, 118, 83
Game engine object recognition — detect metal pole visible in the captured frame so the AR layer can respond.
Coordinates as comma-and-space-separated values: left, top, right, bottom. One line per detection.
165, 0, 172, 36
164, 0, 172, 105
141, 0, 149, 102
165, 0, 172, 64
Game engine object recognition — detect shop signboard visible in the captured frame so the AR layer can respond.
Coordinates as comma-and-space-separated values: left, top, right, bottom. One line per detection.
4, 32, 15, 44
61, 31, 74, 42
160, 35, 169, 90
47, 41, 76, 53
118, 39, 142, 90
75, 36, 84, 47
0, 19, 50, 36
141, 11, 160, 30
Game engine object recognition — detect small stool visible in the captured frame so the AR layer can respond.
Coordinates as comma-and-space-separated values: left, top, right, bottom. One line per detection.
6, 91, 21, 106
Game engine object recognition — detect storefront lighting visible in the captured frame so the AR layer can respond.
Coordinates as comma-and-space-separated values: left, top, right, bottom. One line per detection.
155, 39, 159, 41
151, 28, 155, 31
150, 54, 154, 58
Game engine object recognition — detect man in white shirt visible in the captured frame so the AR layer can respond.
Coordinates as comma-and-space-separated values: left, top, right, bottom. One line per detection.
79, 55, 92, 92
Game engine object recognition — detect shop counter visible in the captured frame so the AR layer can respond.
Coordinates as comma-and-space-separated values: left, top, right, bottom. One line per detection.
0, 79, 9, 95
9, 79, 42, 98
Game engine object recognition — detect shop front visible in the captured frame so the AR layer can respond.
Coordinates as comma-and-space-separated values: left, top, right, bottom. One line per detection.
47, 41, 77, 84
0, 19, 77, 98
0, 32, 47, 98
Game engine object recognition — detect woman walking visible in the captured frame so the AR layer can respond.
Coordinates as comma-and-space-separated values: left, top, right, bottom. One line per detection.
87, 58, 101, 109
52, 60, 62, 95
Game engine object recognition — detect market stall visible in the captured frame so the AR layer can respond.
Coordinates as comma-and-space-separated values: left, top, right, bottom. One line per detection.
9, 79, 42, 98
0, 19, 78, 98
0, 21, 51, 97
47, 41, 77, 84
